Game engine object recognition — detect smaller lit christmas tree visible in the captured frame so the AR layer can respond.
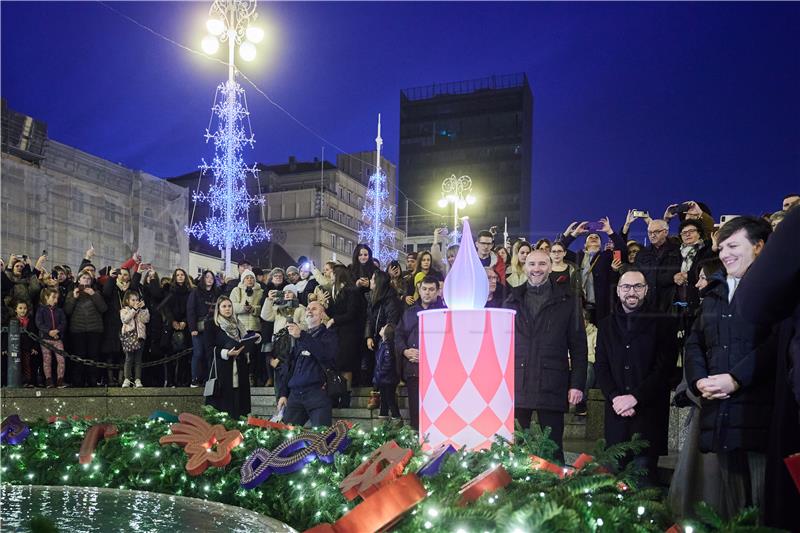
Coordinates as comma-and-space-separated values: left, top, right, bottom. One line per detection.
358, 114, 396, 265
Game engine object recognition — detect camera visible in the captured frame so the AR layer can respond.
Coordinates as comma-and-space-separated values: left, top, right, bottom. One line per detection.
274, 292, 298, 308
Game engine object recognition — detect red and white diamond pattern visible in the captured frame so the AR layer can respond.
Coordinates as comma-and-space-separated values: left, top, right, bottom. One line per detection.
419, 309, 515, 451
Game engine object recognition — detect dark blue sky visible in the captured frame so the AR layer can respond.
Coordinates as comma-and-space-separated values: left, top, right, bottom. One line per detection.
3, 2, 798, 238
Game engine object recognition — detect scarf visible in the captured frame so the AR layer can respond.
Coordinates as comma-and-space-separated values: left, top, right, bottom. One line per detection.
217, 315, 247, 341
680, 242, 703, 273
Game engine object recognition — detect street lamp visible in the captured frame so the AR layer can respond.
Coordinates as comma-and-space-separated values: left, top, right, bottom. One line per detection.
186, 0, 269, 276
201, 0, 265, 80
438, 174, 476, 243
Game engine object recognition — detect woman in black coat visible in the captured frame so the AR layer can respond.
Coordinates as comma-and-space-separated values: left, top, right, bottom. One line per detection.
350, 244, 378, 294
161, 268, 193, 387
205, 296, 258, 420
365, 270, 402, 353
139, 269, 164, 387
101, 267, 140, 386
684, 216, 775, 519
325, 264, 366, 399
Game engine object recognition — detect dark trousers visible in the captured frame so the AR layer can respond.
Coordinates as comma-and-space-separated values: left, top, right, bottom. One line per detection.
515, 407, 565, 463
405, 377, 420, 430
378, 384, 401, 418
284, 387, 333, 428
70, 332, 102, 386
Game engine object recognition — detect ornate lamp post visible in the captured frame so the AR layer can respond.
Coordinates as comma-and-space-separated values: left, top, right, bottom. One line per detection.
437, 174, 476, 244
187, 0, 268, 275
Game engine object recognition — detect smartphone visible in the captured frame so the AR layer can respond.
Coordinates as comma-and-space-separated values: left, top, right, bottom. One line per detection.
668, 202, 692, 216
631, 210, 648, 218
585, 221, 604, 232
613, 250, 622, 263
42, 249, 48, 257
719, 215, 739, 225
286, 317, 295, 325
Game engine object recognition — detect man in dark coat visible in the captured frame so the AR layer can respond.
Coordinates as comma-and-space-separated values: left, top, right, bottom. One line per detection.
735, 206, 800, 531
395, 275, 445, 430
503, 250, 587, 462
560, 217, 627, 323
277, 301, 338, 427
594, 268, 678, 483
635, 219, 682, 315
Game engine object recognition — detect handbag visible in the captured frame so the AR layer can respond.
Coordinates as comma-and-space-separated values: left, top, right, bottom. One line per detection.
323, 367, 347, 400
204, 354, 218, 397
120, 328, 141, 353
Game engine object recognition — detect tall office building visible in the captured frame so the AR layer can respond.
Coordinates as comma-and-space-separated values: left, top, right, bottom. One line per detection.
399, 73, 533, 249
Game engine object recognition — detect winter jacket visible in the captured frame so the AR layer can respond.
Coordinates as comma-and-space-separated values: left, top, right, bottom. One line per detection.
478, 251, 507, 286
684, 273, 776, 453
373, 340, 399, 386
186, 285, 222, 332
634, 238, 682, 315
504, 280, 588, 412
64, 289, 107, 334
3, 268, 41, 310
365, 293, 403, 342
35, 305, 67, 340
260, 298, 306, 337
327, 285, 368, 373
594, 303, 678, 455
121, 306, 150, 339
229, 283, 264, 332
561, 231, 627, 322
394, 298, 446, 380
101, 276, 141, 355
279, 326, 338, 398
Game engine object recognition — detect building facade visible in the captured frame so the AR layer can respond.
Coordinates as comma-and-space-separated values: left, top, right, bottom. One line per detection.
1, 101, 189, 275
399, 73, 533, 249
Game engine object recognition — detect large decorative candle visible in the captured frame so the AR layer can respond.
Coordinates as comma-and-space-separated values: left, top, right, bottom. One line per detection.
418, 218, 515, 451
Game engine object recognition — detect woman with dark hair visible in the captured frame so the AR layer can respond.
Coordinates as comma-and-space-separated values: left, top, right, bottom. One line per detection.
350, 244, 378, 293
386, 260, 406, 299
684, 216, 775, 520
101, 266, 140, 386
366, 270, 402, 353
325, 264, 366, 400
534, 239, 552, 253
139, 268, 164, 386
404, 250, 444, 306
186, 270, 222, 387
494, 246, 510, 269
205, 296, 259, 419
64, 268, 107, 387
549, 241, 580, 294
161, 268, 194, 387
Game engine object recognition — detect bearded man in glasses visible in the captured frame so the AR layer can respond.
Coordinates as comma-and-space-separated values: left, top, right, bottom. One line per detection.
593, 267, 678, 485
635, 219, 682, 314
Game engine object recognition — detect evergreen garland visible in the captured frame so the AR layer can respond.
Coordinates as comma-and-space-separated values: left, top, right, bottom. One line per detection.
0, 408, 774, 532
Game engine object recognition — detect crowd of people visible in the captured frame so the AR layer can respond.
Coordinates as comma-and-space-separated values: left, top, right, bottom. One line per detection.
2, 193, 798, 528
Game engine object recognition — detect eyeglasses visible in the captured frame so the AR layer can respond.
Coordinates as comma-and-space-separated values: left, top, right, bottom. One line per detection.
619, 283, 647, 292
647, 229, 667, 236
478, 241, 493, 246
680, 229, 699, 237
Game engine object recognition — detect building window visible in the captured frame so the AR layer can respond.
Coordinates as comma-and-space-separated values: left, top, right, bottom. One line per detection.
330, 233, 336, 249
346, 240, 353, 254
329, 207, 336, 220
338, 211, 344, 224
347, 190, 351, 203
346, 215, 353, 228
338, 237, 345, 251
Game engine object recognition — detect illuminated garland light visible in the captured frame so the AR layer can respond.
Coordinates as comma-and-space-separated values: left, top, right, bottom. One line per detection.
186, 79, 269, 254
358, 114, 396, 266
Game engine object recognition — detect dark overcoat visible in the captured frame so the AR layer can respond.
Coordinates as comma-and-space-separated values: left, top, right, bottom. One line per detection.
594, 303, 678, 455
503, 280, 588, 412
684, 273, 775, 453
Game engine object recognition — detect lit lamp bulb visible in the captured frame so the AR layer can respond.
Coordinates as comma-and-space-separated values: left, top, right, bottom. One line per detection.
246, 26, 265, 43
457, 199, 467, 209
201, 35, 220, 55
206, 18, 225, 36
438, 198, 448, 208
239, 41, 257, 62
466, 194, 476, 205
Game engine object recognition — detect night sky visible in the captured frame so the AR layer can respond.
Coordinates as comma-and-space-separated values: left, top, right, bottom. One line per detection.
2, 1, 798, 239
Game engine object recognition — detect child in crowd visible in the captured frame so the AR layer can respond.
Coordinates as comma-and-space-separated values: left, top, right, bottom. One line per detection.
35, 287, 67, 387
14, 300, 40, 387
373, 323, 401, 423
119, 290, 150, 388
